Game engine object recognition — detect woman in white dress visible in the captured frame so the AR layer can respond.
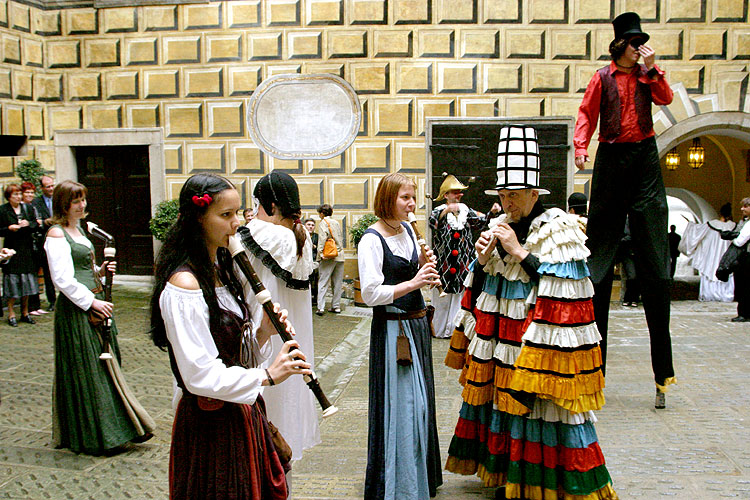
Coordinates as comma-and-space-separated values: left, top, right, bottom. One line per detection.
237, 171, 321, 463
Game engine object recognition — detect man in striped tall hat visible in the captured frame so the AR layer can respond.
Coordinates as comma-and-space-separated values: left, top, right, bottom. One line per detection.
444, 125, 618, 500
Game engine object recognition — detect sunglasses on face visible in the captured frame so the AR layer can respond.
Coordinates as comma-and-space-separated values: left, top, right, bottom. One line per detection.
629, 39, 645, 49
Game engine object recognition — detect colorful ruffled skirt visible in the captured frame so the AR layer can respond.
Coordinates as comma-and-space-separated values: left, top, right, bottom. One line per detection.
444, 255, 617, 500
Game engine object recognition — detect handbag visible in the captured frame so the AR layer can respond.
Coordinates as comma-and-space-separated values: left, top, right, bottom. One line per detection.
256, 397, 292, 465
266, 420, 293, 465
716, 243, 745, 282
320, 219, 338, 260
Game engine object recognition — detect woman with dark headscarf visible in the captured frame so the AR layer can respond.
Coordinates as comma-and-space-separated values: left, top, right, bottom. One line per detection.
236, 171, 320, 469
0, 183, 39, 326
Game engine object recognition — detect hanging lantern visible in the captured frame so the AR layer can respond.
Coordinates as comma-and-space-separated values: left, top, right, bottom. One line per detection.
665, 148, 680, 170
687, 138, 704, 169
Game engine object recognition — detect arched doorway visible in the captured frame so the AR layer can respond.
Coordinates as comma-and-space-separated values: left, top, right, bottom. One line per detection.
656, 111, 750, 218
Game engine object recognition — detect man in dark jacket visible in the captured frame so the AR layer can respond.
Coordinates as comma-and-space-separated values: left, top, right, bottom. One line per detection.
31, 175, 55, 311
574, 12, 675, 408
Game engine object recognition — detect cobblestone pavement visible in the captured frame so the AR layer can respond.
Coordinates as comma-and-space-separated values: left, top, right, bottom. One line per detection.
1, 284, 748, 499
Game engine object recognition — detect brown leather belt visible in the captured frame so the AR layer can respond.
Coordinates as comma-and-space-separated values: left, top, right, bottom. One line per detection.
379, 309, 427, 321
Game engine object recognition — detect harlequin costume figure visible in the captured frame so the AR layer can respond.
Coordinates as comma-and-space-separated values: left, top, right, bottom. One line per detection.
444, 126, 618, 500
428, 175, 495, 339
574, 11, 675, 408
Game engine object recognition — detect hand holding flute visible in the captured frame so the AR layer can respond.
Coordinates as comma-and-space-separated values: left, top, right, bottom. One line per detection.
407, 212, 446, 296
228, 235, 339, 417
476, 223, 529, 266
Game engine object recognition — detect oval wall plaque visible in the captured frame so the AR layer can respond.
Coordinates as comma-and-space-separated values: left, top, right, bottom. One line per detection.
247, 74, 361, 160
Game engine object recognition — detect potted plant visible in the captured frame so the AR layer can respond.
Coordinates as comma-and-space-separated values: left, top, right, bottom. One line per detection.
349, 213, 379, 306
149, 199, 179, 241
15, 159, 45, 193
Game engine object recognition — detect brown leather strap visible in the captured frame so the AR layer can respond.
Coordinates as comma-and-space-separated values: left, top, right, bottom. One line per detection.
378, 309, 427, 321
90, 284, 103, 294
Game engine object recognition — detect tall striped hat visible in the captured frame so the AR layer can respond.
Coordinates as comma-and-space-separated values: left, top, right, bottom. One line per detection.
485, 125, 549, 195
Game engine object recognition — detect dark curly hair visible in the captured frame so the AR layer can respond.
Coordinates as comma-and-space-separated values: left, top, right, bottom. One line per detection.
149, 173, 245, 350
609, 38, 629, 61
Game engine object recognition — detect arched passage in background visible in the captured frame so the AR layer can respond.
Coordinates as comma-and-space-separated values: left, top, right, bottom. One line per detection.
657, 112, 750, 217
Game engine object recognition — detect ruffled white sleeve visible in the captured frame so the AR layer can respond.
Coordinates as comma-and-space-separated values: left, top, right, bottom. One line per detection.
44, 236, 95, 311
358, 232, 395, 306
734, 220, 750, 248
160, 283, 267, 405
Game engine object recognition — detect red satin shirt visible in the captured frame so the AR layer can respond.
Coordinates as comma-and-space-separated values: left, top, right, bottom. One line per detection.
574, 61, 673, 158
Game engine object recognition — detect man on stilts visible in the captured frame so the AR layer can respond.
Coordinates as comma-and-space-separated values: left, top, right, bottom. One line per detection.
574, 11, 676, 408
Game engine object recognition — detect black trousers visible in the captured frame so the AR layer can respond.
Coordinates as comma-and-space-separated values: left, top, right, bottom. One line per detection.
735, 253, 750, 318
587, 138, 675, 385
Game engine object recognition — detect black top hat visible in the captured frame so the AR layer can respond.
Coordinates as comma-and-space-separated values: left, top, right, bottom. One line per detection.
612, 12, 649, 43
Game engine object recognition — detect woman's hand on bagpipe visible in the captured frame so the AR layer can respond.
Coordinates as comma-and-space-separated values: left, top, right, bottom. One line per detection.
99, 260, 117, 278
90, 298, 113, 318
268, 340, 312, 384
259, 301, 296, 339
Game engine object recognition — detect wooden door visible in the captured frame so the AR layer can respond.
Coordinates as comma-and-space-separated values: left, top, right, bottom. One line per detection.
75, 146, 153, 275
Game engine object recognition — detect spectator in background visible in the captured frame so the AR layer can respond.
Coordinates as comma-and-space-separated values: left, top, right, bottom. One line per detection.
21, 182, 47, 316
316, 204, 344, 316
680, 202, 736, 302
669, 225, 681, 278
729, 198, 750, 322
32, 175, 56, 312
304, 218, 319, 309
243, 207, 254, 225
0, 184, 39, 326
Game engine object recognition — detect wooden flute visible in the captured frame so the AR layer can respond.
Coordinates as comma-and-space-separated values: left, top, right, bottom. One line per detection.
407, 212, 446, 297
227, 235, 338, 418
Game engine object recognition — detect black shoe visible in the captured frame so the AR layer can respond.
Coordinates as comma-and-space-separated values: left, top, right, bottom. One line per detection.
47, 303, 55, 313
8, 317, 17, 327
20, 315, 35, 324
731, 316, 748, 322
494, 487, 507, 500
316, 310, 325, 316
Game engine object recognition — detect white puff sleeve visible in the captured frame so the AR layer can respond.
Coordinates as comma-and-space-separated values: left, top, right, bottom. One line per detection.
160, 283, 270, 406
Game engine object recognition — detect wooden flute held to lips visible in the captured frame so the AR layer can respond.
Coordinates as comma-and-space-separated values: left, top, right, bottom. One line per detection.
227, 235, 339, 418
407, 212, 446, 297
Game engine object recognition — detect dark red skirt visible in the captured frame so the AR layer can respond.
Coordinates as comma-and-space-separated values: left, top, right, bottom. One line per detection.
169, 395, 288, 500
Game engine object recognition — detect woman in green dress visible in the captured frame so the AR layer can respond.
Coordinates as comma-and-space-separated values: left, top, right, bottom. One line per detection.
45, 180, 153, 455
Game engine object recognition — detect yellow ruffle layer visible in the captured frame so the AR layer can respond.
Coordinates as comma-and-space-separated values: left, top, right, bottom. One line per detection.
493, 365, 515, 390
506, 483, 618, 500
445, 329, 470, 370
462, 381, 494, 406
539, 392, 606, 413
444, 456, 479, 476
509, 368, 605, 402
494, 390, 531, 416
465, 359, 495, 384
514, 345, 603, 375
477, 464, 507, 488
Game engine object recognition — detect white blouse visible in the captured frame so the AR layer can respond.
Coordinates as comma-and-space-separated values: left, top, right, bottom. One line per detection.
357, 227, 419, 307
159, 282, 272, 408
45, 233, 98, 311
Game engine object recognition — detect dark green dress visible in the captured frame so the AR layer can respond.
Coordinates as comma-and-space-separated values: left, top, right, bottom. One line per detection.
52, 226, 140, 455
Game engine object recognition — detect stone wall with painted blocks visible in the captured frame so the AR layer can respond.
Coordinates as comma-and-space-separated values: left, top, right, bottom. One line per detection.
0, 0, 748, 267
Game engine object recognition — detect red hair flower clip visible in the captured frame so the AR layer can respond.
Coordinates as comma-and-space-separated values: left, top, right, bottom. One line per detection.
191, 193, 213, 207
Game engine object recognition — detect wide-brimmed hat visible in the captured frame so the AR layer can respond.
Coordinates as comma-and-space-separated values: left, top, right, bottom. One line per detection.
435, 174, 469, 201
612, 12, 649, 44
485, 125, 549, 195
